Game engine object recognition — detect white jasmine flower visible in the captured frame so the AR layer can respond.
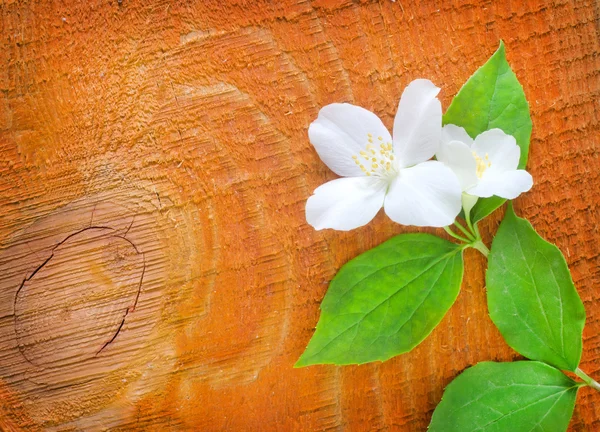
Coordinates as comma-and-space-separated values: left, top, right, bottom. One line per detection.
305, 79, 462, 231
436, 125, 533, 199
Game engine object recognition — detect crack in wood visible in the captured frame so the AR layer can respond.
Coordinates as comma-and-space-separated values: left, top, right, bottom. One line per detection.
96, 237, 146, 356
97, 317, 126, 356
13, 224, 146, 365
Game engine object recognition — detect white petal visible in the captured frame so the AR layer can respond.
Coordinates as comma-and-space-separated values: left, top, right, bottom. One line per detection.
468, 170, 533, 199
383, 161, 462, 227
308, 103, 392, 177
472, 129, 520, 173
306, 176, 387, 231
435, 140, 479, 191
392, 79, 442, 168
442, 124, 473, 146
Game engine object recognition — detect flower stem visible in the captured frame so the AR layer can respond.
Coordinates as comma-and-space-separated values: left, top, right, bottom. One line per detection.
575, 368, 600, 392
464, 210, 481, 238
453, 221, 477, 242
443, 226, 471, 243
470, 239, 489, 257
471, 220, 481, 238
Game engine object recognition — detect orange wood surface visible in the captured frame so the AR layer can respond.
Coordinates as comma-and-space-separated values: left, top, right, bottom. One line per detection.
0, 0, 599, 430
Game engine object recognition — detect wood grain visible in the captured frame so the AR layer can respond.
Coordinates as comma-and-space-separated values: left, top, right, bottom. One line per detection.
0, 0, 598, 430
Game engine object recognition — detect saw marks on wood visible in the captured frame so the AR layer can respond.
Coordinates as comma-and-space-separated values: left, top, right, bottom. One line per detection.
0, 195, 174, 425
156, 82, 293, 387
14, 225, 145, 366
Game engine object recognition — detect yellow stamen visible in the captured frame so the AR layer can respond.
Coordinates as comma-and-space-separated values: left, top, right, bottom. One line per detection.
351, 132, 398, 178
473, 151, 491, 178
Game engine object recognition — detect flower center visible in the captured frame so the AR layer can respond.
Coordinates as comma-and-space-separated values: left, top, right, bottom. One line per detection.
352, 134, 397, 179
473, 151, 491, 178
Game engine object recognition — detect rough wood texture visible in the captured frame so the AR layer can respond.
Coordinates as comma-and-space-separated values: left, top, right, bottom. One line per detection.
0, 0, 598, 430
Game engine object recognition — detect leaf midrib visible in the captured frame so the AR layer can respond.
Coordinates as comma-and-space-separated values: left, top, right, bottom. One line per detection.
446, 381, 572, 419
331, 253, 441, 310
307, 247, 461, 361
470, 386, 576, 432
511, 226, 565, 359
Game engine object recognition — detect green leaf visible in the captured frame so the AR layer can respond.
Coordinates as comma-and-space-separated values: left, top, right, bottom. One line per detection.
471, 196, 506, 225
443, 41, 532, 223
486, 205, 586, 371
295, 234, 464, 367
429, 361, 579, 432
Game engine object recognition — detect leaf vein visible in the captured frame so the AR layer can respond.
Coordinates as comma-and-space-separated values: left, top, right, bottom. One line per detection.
471, 388, 571, 432
391, 256, 451, 339
511, 228, 558, 350
308, 249, 460, 361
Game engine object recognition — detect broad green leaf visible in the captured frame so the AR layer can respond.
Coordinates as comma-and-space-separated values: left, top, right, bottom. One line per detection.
487, 205, 586, 371
443, 41, 532, 223
429, 361, 579, 432
295, 234, 463, 367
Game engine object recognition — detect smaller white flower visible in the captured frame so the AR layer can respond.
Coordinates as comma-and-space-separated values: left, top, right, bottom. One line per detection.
436, 125, 533, 199
305, 79, 462, 231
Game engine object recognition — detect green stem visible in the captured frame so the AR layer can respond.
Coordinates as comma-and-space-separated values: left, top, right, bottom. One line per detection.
575, 368, 600, 392
464, 205, 474, 230
471, 220, 481, 238
463, 200, 483, 238
443, 226, 471, 243
470, 239, 490, 257
453, 220, 477, 241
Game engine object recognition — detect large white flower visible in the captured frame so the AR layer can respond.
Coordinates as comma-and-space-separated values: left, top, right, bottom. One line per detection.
305, 79, 462, 231
436, 125, 533, 199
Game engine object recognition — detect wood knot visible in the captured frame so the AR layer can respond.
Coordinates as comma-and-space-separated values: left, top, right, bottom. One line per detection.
14, 226, 145, 368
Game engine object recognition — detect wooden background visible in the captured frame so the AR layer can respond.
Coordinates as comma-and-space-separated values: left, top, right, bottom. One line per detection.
0, 0, 598, 430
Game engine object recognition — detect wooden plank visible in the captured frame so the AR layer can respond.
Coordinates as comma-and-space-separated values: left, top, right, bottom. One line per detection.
0, 0, 598, 430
